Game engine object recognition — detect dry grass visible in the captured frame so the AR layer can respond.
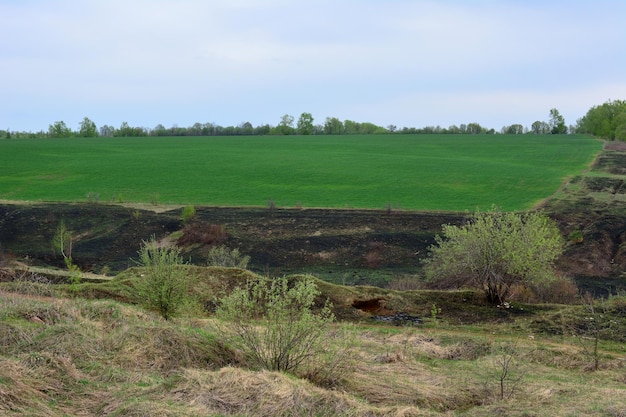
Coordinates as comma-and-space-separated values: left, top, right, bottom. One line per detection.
2, 273, 626, 416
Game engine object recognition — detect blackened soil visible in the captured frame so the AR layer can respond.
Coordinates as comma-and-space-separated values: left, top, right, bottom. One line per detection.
0, 202, 463, 281
1, 199, 624, 293
1, 142, 624, 292
0, 203, 180, 272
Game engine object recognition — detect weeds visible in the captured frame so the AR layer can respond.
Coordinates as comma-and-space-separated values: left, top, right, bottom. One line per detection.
133, 236, 193, 320
480, 338, 530, 401
206, 245, 250, 269
181, 205, 196, 224
86, 191, 100, 204
215, 276, 335, 374
51, 221, 82, 289
571, 294, 620, 371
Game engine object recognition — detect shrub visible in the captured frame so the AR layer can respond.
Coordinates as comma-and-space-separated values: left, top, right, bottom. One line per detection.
133, 236, 192, 320
424, 208, 563, 304
215, 276, 334, 373
181, 205, 196, 224
206, 246, 250, 269
52, 222, 81, 288
480, 339, 529, 401
177, 223, 227, 246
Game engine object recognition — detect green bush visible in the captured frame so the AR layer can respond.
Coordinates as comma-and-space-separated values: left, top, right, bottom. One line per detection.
134, 237, 192, 320
206, 245, 250, 269
181, 205, 196, 224
215, 276, 334, 373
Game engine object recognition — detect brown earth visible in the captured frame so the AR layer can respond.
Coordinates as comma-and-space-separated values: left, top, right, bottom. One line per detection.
1, 141, 624, 293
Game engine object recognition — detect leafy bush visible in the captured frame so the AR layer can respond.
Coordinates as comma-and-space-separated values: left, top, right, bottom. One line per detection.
206, 245, 250, 269
215, 276, 334, 373
134, 237, 192, 320
424, 208, 563, 304
181, 205, 196, 224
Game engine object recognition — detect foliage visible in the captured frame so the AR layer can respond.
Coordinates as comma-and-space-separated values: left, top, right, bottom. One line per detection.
501, 124, 525, 134
206, 245, 250, 269
297, 112, 315, 135
47, 121, 72, 138
78, 117, 98, 137
215, 276, 334, 373
134, 236, 191, 320
181, 205, 196, 224
114, 121, 145, 137
577, 99, 626, 140
323, 117, 344, 134
549, 108, 567, 134
271, 114, 296, 135
52, 221, 82, 288
52, 221, 73, 262
0, 134, 602, 211
424, 208, 563, 304
531, 120, 550, 134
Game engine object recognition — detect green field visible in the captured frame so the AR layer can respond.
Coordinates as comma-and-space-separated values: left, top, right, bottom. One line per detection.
0, 134, 601, 211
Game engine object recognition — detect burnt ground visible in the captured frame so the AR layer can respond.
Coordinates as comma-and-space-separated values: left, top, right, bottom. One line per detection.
0, 202, 464, 286
1, 141, 625, 292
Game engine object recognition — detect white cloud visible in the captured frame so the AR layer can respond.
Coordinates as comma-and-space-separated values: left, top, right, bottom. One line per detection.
1, 0, 624, 131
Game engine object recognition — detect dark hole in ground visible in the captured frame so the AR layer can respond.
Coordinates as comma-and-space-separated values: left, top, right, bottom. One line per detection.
352, 298, 390, 314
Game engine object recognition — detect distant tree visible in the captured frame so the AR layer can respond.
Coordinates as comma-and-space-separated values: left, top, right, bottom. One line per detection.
359, 122, 386, 134
387, 124, 397, 133
549, 108, 567, 134
296, 112, 314, 135
312, 124, 324, 135
152, 124, 168, 136
501, 124, 525, 134
272, 114, 295, 135
323, 117, 344, 135
239, 121, 254, 135
447, 125, 460, 134
531, 121, 550, 134
201, 122, 216, 135
254, 124, 271, 135
577, 99, 626, 140
99, 125, 116, 137
115, 121, 146, 137
344, 120, 359, 134
466, 122, 485, 134
424, 208, 563, 304
78, 117, 98, 137
189, 122, 204, 136
48, 121, 72, 138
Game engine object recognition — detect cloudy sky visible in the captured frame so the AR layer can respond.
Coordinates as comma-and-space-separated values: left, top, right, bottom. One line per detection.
1, 0, 625, 133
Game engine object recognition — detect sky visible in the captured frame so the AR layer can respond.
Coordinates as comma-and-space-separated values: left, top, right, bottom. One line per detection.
1, 0, 625, 133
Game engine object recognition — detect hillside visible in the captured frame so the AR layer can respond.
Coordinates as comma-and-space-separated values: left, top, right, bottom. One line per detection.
0, 141, 624, 291
2, 267, 626, 416
0, 141, 626, 416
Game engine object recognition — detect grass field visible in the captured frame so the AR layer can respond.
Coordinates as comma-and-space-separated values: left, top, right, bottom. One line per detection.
0, 134, 602, 211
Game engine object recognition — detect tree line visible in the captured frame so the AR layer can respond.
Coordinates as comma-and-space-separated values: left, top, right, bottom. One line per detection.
1, 101, 623, 140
